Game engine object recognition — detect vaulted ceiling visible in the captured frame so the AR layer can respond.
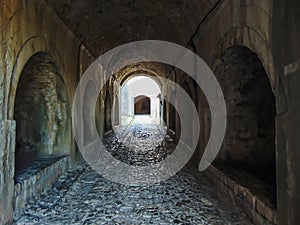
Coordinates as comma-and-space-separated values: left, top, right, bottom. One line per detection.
46, 0, 219, 56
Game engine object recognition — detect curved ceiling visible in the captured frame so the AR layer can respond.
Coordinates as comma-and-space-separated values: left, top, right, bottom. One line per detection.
46, 0, 219, 56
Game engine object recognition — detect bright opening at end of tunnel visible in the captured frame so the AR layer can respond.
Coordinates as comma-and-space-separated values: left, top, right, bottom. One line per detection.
112, 75, 168, 146
120, 76, 163, 126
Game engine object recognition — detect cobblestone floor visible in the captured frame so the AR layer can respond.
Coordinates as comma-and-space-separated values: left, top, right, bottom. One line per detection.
14, 116, 252, 225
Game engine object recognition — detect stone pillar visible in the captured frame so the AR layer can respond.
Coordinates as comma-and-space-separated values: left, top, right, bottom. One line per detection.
276, 71, 300, 225
272, 1, 300, 223
113, 95, 120, 126
0, 120, 15, 224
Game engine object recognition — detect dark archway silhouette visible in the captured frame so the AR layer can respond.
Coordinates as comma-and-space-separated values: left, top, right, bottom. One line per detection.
134, 96, 151, 115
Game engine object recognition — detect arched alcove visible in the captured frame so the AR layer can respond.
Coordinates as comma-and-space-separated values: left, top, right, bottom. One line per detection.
14, 52, 71, 174
215, 46, 276, 200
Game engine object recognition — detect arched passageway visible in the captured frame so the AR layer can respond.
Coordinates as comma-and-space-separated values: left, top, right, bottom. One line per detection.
134, 95, 151, 115
2, 0, 300, 224
14, 68, 252, 225
120, 76, 161, 124
14, 52, 71, 175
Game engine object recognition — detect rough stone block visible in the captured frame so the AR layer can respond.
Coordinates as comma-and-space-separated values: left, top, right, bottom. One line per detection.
0, 120, 16, 225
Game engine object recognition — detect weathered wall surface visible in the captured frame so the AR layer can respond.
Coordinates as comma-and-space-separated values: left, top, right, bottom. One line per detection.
14, 53, 71, 155
214, 46, 276, 185
0, 0, 80, 223
191, 0, 297, 224
0, 0, 299, 224
272, 0, 300, 224
46, 0, 219, 55
191, 0, 277, 169
0, 120, 15, 224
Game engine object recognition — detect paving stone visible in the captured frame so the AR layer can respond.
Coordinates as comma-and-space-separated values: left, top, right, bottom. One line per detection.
13, 118, 252, 225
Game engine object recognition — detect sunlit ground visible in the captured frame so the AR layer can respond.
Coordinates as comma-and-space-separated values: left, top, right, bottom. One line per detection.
133, 115, 160, 124
121, 115, 161, 126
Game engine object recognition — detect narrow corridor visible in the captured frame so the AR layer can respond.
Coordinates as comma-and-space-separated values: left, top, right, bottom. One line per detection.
14, 117, 252, 224
2, 1, 300, 224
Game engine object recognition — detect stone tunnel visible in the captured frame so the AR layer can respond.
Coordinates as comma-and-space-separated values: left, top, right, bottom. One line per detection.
0, 0, 299, 224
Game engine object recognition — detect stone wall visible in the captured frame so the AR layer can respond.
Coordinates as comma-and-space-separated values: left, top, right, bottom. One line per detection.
206, 165, 276, 225
190, 0, 299, 224
14, 156, 71, 219
0, 0, 80, 223
0, 0, 299, 224
190, 0, 280, 222
0, 120, 15, 224
14, 53, 71, 158
192, 0, 276, 157
272, 0, 300, 224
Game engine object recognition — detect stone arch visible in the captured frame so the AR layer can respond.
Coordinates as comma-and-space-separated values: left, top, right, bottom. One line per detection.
120, 70, 163, 90
8, 36, 71, 120
13, 52, 71, 173
213, 26, 278, 96
210, 26, 289, 204
216, 26, 286, 108
120, 75, 162, 121
214, 45, 277, 201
